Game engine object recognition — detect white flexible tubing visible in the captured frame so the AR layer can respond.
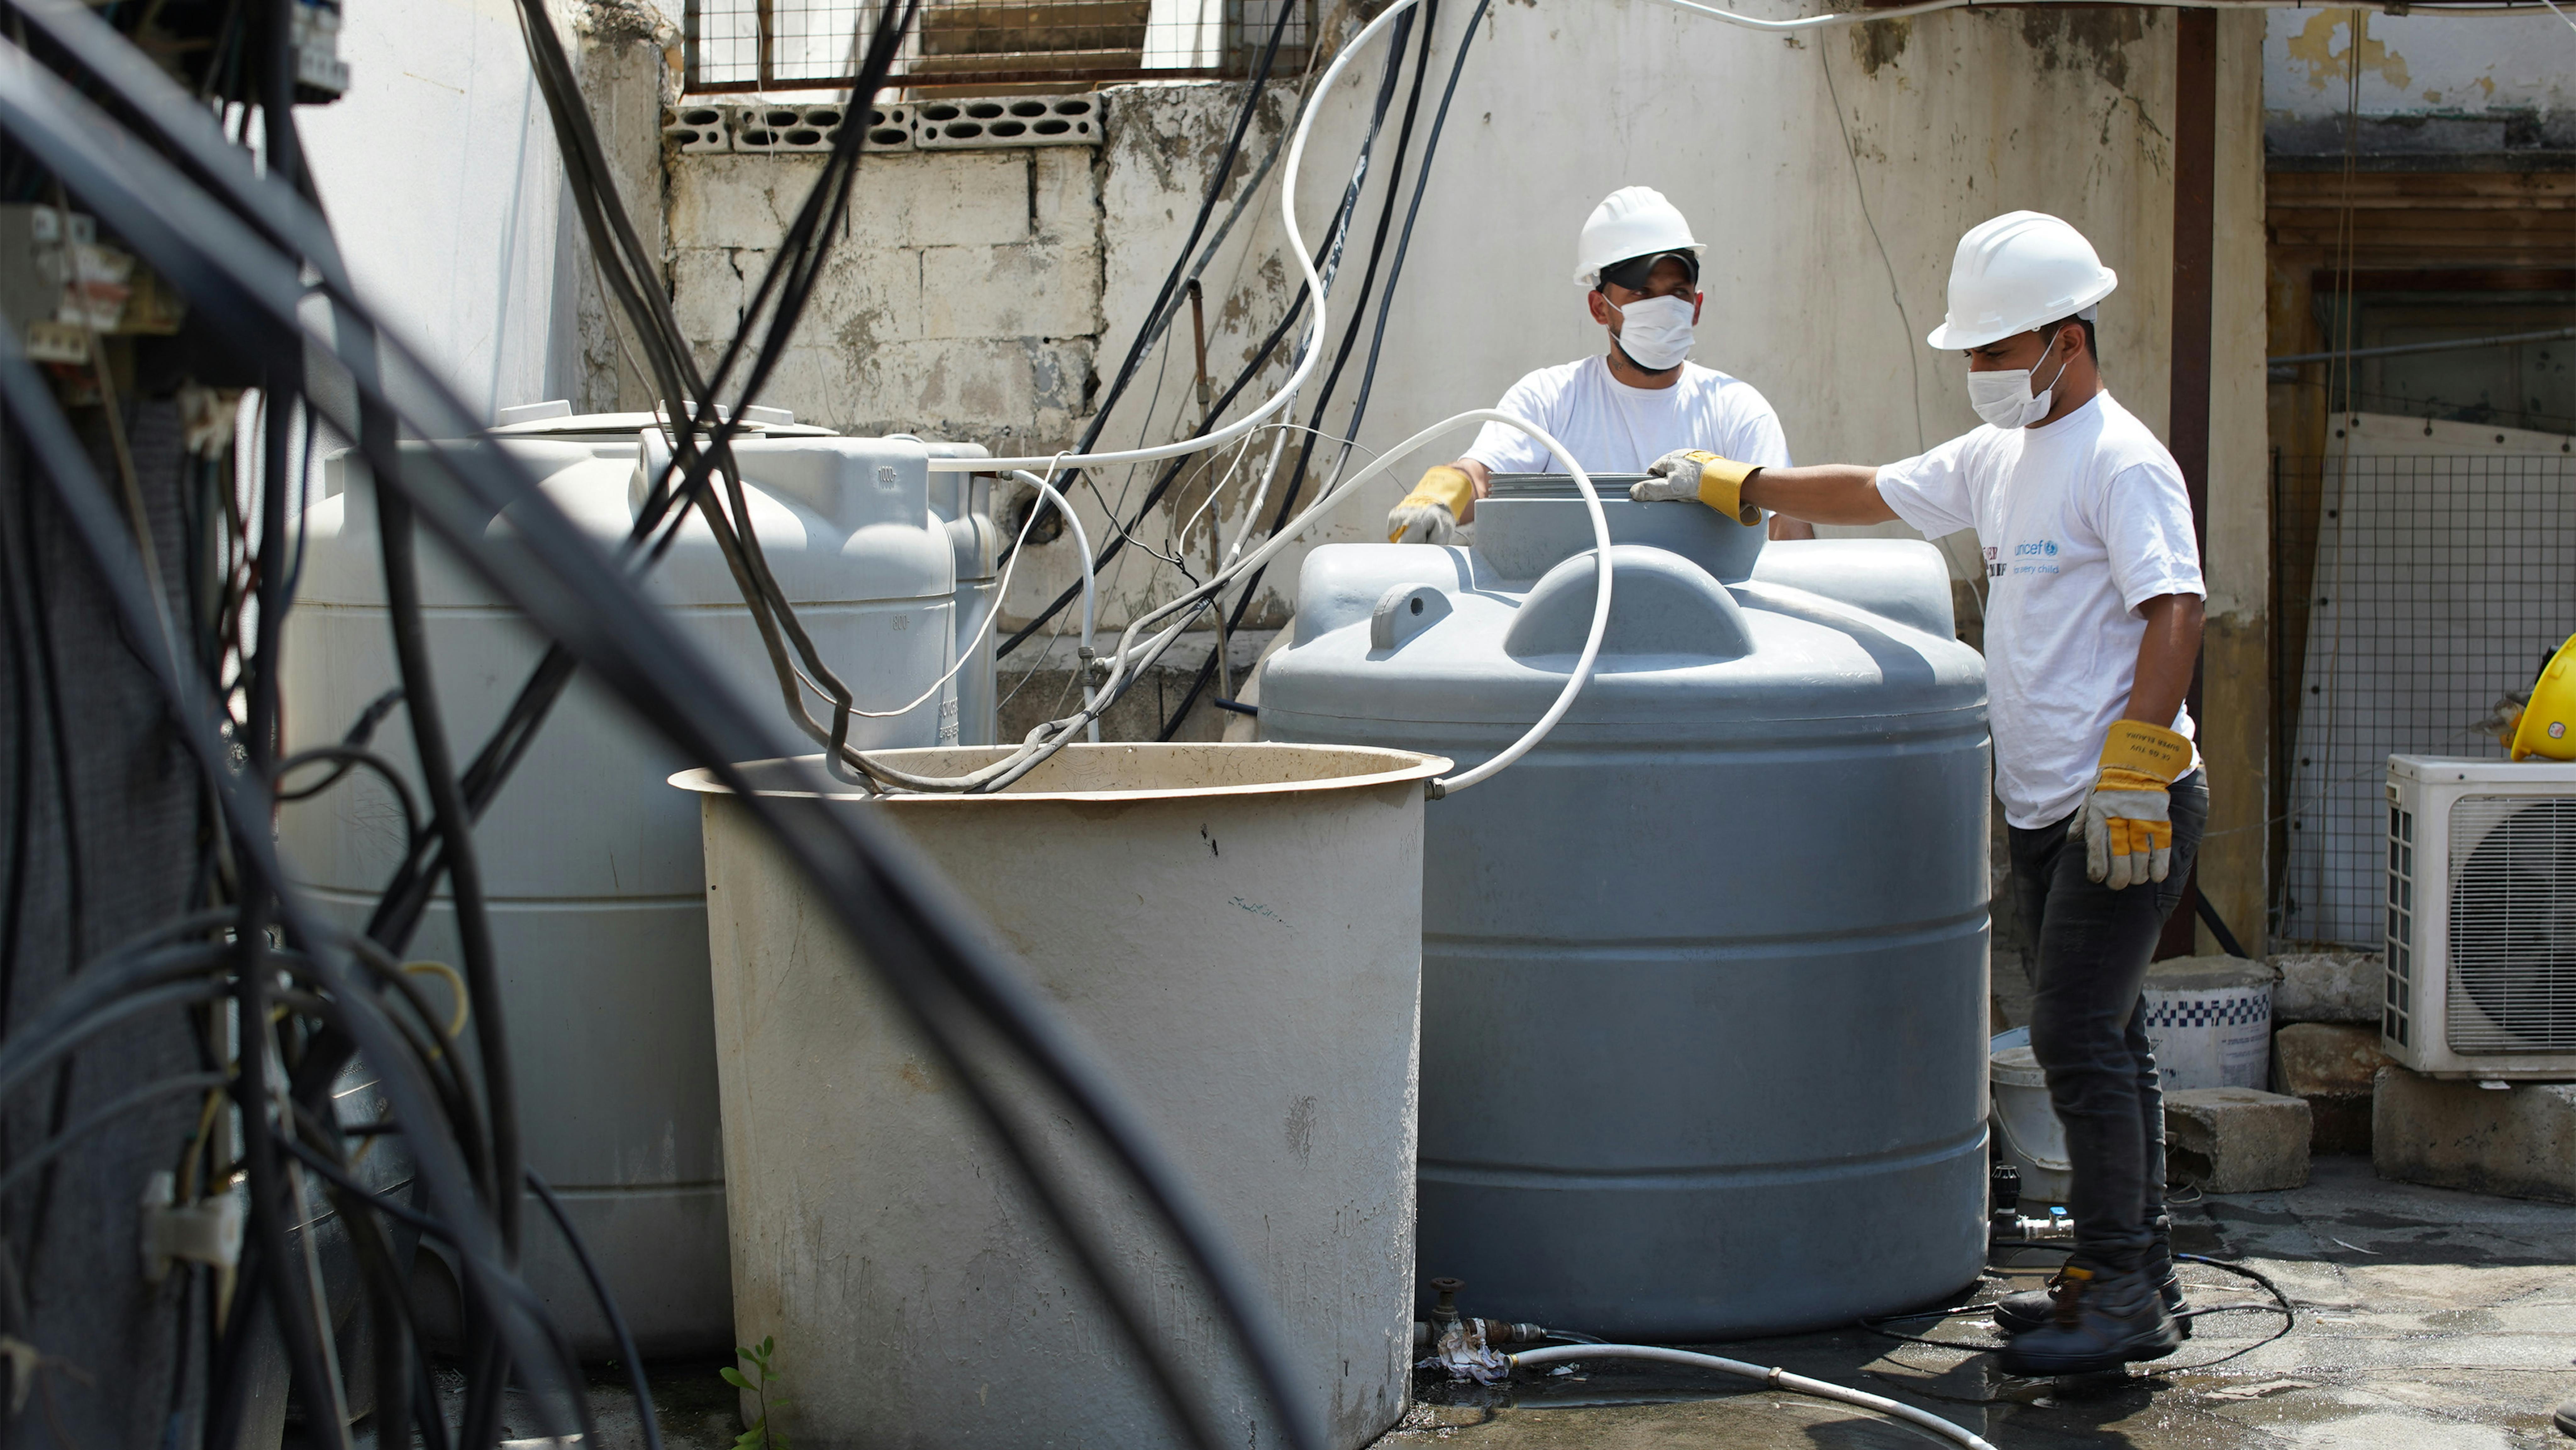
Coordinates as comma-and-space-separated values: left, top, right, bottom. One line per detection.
864, 408, 1596, 794
807, 469, 1091, 720
1092, 406, 1605, 799
1424, 438, 1610, 797
927, 0, 1425, 475
1008, 470, 1103, 743
919, 0, 2550, 480
1507, 1345, 1997, 1450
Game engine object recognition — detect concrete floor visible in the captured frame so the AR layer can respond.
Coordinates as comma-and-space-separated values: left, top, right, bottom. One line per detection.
1386, 1157, 2576, 1450
522, 1157, 2576, 1450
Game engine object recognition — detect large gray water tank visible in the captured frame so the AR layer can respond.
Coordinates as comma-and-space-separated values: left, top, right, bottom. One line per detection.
281, 412, 957, 1357
1258, 473, 1991, 1338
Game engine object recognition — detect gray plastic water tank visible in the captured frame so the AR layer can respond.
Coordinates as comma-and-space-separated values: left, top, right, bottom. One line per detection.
1258, 473, 1992, 1338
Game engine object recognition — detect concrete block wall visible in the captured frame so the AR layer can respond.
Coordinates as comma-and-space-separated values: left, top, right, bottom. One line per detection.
665, 146, 1104, 449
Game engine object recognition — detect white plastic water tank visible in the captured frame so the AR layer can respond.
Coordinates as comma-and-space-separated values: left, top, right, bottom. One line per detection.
921, 439, 998, 745
279, 408, 956, 1356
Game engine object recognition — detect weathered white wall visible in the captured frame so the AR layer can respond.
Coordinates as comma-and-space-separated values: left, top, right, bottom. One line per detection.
298, 0, 673, 424
2264, 7, 2576, 119
659, 0, 2271, 645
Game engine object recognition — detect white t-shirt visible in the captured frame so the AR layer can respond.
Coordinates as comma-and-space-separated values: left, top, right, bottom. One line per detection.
1463, 355, 1792, 477
1873, 392, 2206, 830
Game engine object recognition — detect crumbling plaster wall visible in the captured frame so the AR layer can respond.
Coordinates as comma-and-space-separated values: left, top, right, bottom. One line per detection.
652, 3, 2270, 922
2265, 7, 2576, 126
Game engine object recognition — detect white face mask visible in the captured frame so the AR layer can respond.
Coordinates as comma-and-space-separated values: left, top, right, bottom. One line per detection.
1966, 334, 2075, 430
1607, 294, 1696, 372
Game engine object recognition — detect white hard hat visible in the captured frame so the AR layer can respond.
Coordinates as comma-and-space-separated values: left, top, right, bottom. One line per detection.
1925, 211, 2117, 350
1574, 186, 1702, 288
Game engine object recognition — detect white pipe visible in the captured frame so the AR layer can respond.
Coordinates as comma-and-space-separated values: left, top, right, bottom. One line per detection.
1424, 446, 1610, 798
928, 0, 1424, 475
1507, 1344, 1997, 1450
1008, 470, 1102, 743
812, 469, 1091, 723
923, 0, 2557, 478
861, 408, 1604, 797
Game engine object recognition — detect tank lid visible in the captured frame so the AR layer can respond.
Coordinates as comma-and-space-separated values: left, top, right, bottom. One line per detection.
1485, 472, 1648, 499
1474, 477, 1766, 583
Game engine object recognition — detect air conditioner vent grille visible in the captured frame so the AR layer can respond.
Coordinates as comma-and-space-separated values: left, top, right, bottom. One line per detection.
2447, 794, 2576, 1054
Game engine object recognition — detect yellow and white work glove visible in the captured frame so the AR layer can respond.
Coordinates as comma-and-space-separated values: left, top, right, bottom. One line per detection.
2071, 719, 2195, 890
1388, 465, 1476, 544
1631, 449, 1764, 526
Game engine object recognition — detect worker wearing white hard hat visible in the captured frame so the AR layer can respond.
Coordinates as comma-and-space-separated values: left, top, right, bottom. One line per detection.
1629, 211, 2207, 1377
1382, 185, 1799, 544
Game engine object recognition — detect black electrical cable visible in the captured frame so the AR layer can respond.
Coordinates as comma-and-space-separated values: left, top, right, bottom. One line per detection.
0, 61, 1326, 1450
4, 15, 1356, 1443
996, 25, 1413, 665
527, 1168, 665, 1450
992, 5, 1308, 653
1161, 0, 1486, 738
980, 0, 1302, 615
0, 334, 590, 1448
375, 485, 519, 1250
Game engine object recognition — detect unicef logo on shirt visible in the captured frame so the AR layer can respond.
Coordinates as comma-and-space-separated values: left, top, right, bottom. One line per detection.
2006, 539, 2063, 577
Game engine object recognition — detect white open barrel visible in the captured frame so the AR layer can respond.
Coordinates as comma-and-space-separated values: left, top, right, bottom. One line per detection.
674, 742, 1450, 1450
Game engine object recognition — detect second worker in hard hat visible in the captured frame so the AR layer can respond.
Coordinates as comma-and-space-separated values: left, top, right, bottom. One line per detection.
1631, 211, 2207, 1376
1383, 186, 1800, 544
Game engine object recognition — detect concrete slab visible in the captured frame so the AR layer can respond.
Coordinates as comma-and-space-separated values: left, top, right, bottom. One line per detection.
1370, 1159, 2576, 1450
2273, 1023, 2395, 1154
2376, 1066, 2576, 1205
2168, 1086, 2314, 1192
2268, 952, 2384, 1025
507, 1163, 2576, 1450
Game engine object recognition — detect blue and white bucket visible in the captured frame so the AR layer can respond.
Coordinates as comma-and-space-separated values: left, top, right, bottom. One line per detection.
2140, 956, 2273, 1091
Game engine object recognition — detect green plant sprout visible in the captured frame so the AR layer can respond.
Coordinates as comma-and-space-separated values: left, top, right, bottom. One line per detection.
723, 1335, 791, 1450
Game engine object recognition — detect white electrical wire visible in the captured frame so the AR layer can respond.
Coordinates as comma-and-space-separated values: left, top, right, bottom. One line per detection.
1508, 1344, 1997, 1450
864, 408, 1606, 797
927, 0, 1427, 476
1008, 470, 1102, 743
922, 0, 2555, 481
797, 465, 1093, 724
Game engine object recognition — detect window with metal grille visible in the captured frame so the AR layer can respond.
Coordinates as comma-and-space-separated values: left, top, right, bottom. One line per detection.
2276, 445, 2576, 947
2446, 794, 2576, 1054
684, 0, 1312, 95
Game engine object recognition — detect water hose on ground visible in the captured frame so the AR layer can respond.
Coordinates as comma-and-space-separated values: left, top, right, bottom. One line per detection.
1505, 1343, 1998, 1450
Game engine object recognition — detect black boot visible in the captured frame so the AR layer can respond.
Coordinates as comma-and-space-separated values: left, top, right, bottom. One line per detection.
2553, 1398, 2576, 1438
1995, 1236, 2187, 1337
1996, 1261, 2180, 1376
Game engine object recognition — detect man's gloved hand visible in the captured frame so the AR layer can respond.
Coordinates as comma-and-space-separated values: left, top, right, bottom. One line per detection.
1389, 465, 1476, 544
1631, 449, 1763, 526
2071, 719, 2195, 890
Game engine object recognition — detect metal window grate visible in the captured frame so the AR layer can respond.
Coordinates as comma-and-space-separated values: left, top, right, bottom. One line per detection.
2279, 445, 2576, 946
2446, 795, 2576, 1053
684, 0, 1311, 95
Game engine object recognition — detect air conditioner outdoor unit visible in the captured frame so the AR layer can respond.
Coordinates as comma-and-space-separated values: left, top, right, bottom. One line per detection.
2384, 756, 2576, 1078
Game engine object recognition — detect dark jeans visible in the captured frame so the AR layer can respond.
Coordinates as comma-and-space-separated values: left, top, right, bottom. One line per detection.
2008, 771, 2208, 1271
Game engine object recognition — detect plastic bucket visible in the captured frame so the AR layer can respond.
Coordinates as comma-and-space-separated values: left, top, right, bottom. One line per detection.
2141, 956, 2273, 1091
1990, 1041, 2074, 1207
675, 742, 1450, 1450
